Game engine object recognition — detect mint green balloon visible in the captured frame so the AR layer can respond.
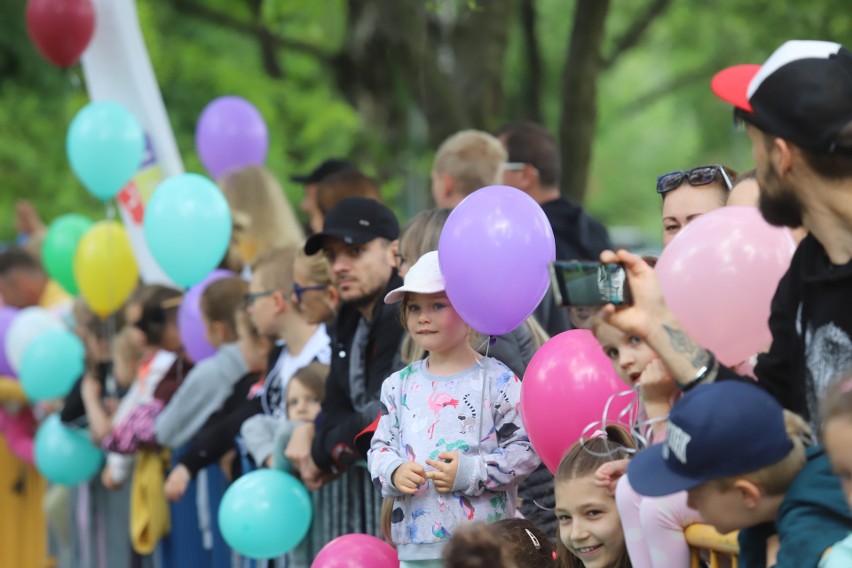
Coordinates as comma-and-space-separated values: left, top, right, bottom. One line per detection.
35, 415, 103, 485
42, 214, 93, 295
20, 329, 84, 401
218, 470, 312, 559
66, 101, 145, 201
144, 173, 232, 287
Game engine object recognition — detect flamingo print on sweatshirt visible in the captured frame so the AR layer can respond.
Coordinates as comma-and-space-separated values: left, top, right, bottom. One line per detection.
368, 357, 539, 562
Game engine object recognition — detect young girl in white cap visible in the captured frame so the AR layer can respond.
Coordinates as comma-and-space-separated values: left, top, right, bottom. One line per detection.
368, 250, 540, 568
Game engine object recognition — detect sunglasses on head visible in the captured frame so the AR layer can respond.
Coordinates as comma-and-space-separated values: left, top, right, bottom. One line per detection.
656, 165, 733, 195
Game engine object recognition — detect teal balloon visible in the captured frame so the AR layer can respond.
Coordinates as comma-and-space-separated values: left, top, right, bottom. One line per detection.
67, 101, 145, 201
20, 329, 84, 401
35, 415, 104, 485
218, 470, 312, 559
42, 214, 93, 295
144, 173, 232, 287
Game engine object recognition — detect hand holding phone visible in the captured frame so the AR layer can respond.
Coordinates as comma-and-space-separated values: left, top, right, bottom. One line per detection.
549, 260, 633, 307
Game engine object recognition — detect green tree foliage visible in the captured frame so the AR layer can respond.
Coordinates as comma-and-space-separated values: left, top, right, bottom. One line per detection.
2, 0, 852, 247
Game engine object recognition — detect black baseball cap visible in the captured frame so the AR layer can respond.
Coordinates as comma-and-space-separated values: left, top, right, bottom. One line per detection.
290, 158, 357, 184
627, 381, 794, 497
711, 40, 852, 155
303, 197, 399, 255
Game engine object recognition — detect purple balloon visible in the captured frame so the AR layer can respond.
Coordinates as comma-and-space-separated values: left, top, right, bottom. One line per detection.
311, 534, 398, 568
195, 96, 269, 179
0, 307, 19, 377
438, 185, 556, 336
178, 269, 235, 363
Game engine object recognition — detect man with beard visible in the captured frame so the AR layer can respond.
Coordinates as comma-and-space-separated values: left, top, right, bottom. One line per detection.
285, 197, 404, 544
597, 40, 852, 429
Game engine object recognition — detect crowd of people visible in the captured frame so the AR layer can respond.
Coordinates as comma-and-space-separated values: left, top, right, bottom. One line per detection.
2, 38, 852, 568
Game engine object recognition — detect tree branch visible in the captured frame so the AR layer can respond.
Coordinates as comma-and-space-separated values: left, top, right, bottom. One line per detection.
614, 64, 721, 118
599, 0, 671, 70
169, 0, 331, 63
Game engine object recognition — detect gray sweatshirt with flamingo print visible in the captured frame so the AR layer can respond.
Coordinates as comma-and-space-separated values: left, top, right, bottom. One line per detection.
367, 357, 539, 561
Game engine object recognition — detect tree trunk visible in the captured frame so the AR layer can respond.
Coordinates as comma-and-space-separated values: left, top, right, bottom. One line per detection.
520, 0, 542, 122
559, 0, 610, 204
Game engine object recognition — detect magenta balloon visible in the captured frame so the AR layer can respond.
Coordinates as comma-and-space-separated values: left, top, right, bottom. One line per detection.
311, 534, 399, 568
195, 96, 269, 179
0, 307, 19, 377
656, 206, 795, 367
178, 269, 235, 363
438, 186, 556, 335
521, 330, 635, 473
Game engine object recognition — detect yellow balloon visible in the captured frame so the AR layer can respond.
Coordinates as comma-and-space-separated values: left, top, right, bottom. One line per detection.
74, 221, 139, 317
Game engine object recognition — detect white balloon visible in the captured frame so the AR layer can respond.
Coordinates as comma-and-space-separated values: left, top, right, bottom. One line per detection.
4, 307, 63, 373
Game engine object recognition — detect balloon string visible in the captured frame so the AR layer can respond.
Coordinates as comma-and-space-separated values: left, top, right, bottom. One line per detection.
578, 384, 665, 458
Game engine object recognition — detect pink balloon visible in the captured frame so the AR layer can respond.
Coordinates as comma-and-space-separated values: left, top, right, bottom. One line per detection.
311, 534, 399, 568
177, 269, 235, 363
439, 186, 556, 336
521, 330, 635, 473
656, 206, 795, 366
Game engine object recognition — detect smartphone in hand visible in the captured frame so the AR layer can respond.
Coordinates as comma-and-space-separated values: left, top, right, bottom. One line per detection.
549, 260, 633, 307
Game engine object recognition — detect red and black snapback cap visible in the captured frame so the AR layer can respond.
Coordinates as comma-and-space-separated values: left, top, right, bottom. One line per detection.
711, 40, 852, 155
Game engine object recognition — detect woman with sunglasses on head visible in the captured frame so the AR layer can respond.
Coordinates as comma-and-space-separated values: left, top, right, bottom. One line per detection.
657, 164, 737, 246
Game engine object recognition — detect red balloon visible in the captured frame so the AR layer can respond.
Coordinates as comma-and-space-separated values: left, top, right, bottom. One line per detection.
26, 0, 95, 68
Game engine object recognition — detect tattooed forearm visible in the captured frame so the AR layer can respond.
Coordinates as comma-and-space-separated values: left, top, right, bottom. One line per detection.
662, 325, 710, 368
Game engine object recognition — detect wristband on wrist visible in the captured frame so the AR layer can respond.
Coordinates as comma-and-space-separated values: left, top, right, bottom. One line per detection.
677, 351, 716, 392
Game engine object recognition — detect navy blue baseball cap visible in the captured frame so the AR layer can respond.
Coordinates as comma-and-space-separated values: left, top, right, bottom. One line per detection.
627, 381, 794, 497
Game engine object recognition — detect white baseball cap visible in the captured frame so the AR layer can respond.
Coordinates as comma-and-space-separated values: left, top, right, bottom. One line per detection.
384, 250, 445, 304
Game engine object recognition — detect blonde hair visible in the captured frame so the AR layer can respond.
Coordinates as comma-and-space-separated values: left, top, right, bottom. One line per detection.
251, 246, 298, 293
433, 130, 507, 197
218, 166, 305, 261
380, 498, 395, 545
295, 246, 333, 287
712, 410, 812, 496
399, 208, 452, 267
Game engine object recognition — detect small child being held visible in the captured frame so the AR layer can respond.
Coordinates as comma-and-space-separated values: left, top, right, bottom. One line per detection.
554, 425, 635, 568
368, 251, 539, 568
242, 362, 328, 470
628, 381, 852, 568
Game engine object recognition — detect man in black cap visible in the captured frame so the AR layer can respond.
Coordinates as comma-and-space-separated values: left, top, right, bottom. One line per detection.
286, 197, 403, 509
290, 158, 357, 234
600, 40, 852, 429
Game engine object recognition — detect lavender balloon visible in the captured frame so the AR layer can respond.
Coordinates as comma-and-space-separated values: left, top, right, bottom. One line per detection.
0, 307, 19, 377
178, 269, 235, 363
438, 185, 556, 336
195, 96, 269, 179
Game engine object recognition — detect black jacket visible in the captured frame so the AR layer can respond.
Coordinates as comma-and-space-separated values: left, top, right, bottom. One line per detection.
717, 234, 852, 425
541, 196, 612, 263
312, 273, 405, 470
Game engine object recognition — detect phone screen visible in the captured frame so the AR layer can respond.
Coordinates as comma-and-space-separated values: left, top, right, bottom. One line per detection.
549, 261, 633, 307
